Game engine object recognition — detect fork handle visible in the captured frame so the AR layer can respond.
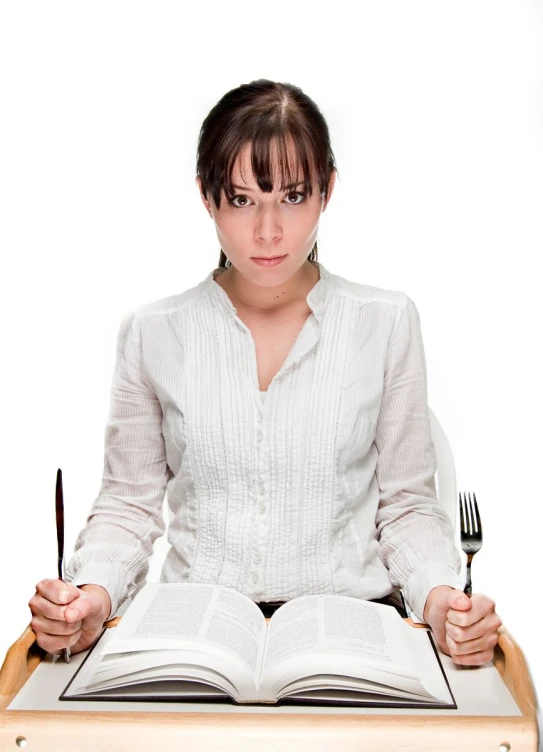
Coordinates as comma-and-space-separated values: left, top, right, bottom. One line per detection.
459, 561, 475, 668
457, 552, 478, 669
464, 557, 473, 596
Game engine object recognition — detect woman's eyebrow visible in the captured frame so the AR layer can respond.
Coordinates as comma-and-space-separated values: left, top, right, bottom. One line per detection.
231, 181, 306, 192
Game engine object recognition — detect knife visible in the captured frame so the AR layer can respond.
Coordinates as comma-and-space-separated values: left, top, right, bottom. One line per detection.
56, 468, 71, 663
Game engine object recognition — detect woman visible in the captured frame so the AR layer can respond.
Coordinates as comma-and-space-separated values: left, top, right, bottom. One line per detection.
29, 79, 501, 666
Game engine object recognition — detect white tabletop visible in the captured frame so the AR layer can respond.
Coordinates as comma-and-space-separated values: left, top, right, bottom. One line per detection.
8, 634, 521, 717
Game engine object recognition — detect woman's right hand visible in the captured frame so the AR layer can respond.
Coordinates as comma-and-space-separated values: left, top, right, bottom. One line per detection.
29, 579, 112, 655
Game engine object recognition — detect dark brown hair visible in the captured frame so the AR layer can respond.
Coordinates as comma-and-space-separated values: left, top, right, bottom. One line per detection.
196, 79, 338, 269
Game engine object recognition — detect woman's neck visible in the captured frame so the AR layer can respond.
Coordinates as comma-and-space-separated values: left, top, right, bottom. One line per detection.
214, 261, 319, 317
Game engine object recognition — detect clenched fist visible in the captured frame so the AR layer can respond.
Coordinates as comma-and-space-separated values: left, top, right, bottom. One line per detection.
28, 579, 112, 655
423, 585, 502, 667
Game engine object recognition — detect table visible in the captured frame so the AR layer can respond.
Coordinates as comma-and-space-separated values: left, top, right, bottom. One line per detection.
0, 618, 538, 751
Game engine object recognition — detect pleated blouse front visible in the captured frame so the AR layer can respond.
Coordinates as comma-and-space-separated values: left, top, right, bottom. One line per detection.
66, 261, 462, 621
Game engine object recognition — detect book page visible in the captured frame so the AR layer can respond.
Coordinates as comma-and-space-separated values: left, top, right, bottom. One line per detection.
261, 596, 320, 671
322, 596, 399, 664
112, 583, 214, 640
259, 595, 439, 702
94, 583, 266, 699
262, 595, 411, 671
88, 650, 239, 695
201, 587, 266, 677
278, 628, 454, 706
62, 626, 240, 699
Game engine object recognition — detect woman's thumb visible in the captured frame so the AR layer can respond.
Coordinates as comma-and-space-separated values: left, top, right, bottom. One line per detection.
64, 603, 84, 622
64, 591, 99, 622
452, 590, 471, 609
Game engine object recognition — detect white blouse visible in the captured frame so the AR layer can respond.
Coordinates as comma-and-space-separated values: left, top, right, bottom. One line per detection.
66, 261, 463, 621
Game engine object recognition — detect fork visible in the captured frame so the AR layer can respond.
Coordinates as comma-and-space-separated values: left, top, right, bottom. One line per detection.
459, 492, 483, 596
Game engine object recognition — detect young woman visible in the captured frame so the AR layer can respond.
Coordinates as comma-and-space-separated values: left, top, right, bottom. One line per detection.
29, 79, 501, 666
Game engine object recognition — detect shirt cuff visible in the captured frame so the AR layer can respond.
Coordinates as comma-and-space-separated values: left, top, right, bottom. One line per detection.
403, 561, 464, 622
67, 562, 125, 620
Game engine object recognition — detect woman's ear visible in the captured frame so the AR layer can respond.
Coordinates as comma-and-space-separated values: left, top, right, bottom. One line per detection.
322, 169, 337, 211
196, 177, 213, 217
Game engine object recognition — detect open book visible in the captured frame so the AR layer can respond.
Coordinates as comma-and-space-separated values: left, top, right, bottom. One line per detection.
60, 583, 456, 708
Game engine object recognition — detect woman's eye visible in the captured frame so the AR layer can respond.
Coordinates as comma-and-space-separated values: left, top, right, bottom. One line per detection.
229, 195, 251, 208
285, 191, 306, 205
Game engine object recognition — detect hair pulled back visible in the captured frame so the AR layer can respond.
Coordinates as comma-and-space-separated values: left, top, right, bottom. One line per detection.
196, 79, 338, 269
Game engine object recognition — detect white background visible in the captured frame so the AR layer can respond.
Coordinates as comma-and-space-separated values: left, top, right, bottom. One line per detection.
1, 0, 541, 741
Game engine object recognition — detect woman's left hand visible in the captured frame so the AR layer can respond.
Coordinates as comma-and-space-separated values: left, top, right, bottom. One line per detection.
422, 586, 502, 666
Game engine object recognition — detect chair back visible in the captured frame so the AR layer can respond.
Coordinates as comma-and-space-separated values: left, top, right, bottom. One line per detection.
427, 406, 457, 533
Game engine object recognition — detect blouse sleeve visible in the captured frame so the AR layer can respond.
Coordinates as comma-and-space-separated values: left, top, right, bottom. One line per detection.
374, 295, 463, 621
64, 312, 172, 618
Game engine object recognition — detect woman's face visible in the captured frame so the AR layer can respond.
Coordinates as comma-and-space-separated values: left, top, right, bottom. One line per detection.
197, 141, 335, 286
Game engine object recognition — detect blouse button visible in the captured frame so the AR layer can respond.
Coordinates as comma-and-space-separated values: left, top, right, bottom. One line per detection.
258, 503, 266, 514
251, 573, 258, 583
256, 430, 263, 442
256, 412, 263, 424
253, 552, 261, 564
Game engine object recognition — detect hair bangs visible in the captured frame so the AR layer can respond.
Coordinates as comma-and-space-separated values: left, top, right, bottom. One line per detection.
248, 127, 316, 197
214, 132, 317, 208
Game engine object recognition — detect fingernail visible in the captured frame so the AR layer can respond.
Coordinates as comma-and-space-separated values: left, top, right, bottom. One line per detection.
65, 609, 77, 621
456, 597, 469, 606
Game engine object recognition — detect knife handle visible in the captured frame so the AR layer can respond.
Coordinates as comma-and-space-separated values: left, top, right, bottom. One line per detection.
57, 575, 72, 663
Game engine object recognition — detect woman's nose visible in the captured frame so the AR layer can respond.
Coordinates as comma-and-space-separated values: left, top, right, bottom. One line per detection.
254, 204, 283, 244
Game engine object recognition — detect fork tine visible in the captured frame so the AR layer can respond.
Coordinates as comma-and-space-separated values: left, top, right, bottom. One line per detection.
467, 492, 475, 534
472, 492, 482, 535
459, 492, 466, 533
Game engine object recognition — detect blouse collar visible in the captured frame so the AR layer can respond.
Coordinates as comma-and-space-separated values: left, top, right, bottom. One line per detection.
202, 261, 332, 318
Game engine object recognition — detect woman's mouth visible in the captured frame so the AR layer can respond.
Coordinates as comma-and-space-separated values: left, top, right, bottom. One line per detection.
251, 255, 287, 267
